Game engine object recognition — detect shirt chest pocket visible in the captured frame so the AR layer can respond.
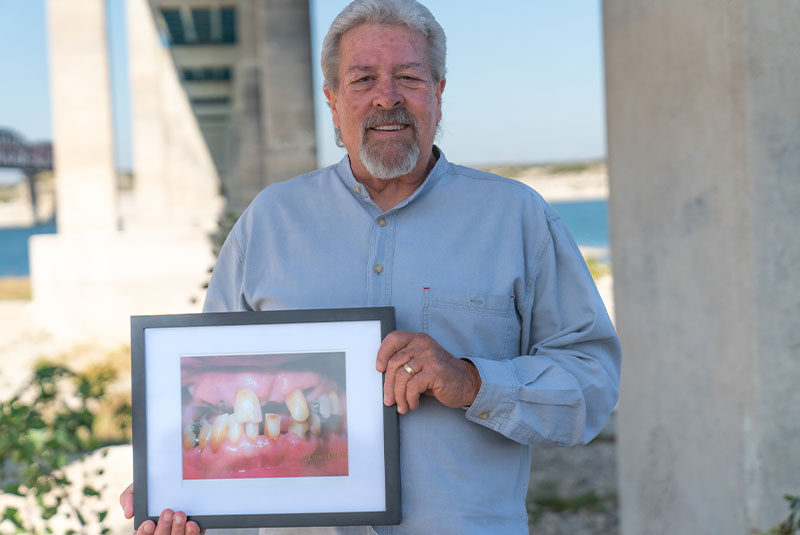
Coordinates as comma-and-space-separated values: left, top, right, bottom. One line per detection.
421, 287, 520, 360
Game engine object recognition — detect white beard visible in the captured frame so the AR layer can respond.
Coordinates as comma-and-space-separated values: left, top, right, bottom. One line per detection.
358, 108, 420, 180
359, 138, 419, 180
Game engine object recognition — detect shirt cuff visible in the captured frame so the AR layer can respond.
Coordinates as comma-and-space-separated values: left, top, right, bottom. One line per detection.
461, 356, 518, 431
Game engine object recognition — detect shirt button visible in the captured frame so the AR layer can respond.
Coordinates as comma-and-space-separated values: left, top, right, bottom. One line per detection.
377, 217, 387, 227
373, 264, 384, 274
354, 185, 362, 194
478, 411, 490, 420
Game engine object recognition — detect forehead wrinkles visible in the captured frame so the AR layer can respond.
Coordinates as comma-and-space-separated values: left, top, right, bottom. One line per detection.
345, 62, 428, 77
339, 25, 431, 76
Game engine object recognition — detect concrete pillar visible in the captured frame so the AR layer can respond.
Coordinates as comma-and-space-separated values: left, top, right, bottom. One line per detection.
224, 0, 265, 215
256, 0, 317, 193
46, 0, 117, 233
605, 1, 800, 533
221, 0, 317, 215
126, 0, 169, 223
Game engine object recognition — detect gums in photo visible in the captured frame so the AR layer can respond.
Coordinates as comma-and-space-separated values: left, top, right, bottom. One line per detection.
180, 352, 347, 480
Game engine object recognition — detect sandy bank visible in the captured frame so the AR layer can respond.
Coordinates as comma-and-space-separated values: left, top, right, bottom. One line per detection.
478, 162, 608, 202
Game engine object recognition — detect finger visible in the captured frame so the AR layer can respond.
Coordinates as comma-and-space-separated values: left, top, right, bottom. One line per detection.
120, 482, 134, 519
382, 346, 416, 406
137, 520, 155, 535
154, 509, 175, 535
376, 330, 413, 372
405, 373, 428, 411
393, 358, 421, 414
186, 521, 203, 535
171, 511, 186, 535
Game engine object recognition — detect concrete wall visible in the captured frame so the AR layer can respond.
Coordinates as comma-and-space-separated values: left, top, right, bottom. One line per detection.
30, 230, 214, 343
605, 1, 800, 533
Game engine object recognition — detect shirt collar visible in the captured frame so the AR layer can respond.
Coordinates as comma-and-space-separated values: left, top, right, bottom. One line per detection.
334, 145, 449, 215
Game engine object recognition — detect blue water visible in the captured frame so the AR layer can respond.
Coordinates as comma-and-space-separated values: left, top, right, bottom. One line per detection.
0, 200, 609, 276
0, 221, 57, 276
550, 199, 609, 250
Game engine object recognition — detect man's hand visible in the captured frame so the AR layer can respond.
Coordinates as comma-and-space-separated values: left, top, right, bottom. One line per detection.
119, 483, 203, 535
376, 331, 482, 414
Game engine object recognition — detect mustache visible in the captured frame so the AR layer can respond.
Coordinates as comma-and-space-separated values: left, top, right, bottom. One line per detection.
361, 108, 418, 132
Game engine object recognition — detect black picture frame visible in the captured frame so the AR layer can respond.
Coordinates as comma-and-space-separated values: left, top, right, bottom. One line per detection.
130, 307, 399, 530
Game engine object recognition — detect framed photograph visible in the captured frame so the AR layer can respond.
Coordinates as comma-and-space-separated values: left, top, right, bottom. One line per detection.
130, 307, 399, 530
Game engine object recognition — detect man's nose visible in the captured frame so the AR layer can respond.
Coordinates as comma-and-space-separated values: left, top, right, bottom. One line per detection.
372, 78, 403, 108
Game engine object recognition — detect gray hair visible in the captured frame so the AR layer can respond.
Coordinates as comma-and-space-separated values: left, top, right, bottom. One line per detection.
321, 0, 447, 91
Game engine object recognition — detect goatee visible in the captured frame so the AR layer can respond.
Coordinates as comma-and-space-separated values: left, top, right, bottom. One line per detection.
359, 108, 419, 180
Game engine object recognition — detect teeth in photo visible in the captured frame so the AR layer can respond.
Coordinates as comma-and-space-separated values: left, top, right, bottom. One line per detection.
309, 412, 321, 436
285, 388, 310, 422
228, 417, 243, 443
245, 422, 259, 441
265, 412, 281, 440
328, 391, 342, 415
182, 422, 196, 450
210, 413, 230, 452
288, 419, 309, 438
234, 387, 263, 424
197, 421, 212, 449
316, 393, 331, 419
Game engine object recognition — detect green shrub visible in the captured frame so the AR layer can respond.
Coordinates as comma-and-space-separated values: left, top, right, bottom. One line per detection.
0, 361, 125, 534
758, 495, 800, 535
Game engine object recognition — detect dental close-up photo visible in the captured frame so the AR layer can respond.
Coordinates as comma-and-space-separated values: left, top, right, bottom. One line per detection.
179, 352, 347, 480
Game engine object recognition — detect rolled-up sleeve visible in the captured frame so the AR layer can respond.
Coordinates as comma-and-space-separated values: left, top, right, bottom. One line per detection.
465, 215, 621, 446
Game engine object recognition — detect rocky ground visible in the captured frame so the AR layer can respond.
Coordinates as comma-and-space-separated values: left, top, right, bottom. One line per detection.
528, 432, 618, 535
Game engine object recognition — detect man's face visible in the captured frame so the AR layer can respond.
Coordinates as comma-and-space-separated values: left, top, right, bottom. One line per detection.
324, 23, 445, 180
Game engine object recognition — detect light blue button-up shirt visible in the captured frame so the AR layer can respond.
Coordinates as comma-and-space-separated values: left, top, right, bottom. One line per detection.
204, 148, 621, 535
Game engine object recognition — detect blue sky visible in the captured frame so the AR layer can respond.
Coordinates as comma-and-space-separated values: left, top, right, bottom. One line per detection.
0, 0, 605, 184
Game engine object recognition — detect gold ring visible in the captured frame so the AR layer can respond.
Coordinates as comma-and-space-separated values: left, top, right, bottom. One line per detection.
403, 363, 416, 377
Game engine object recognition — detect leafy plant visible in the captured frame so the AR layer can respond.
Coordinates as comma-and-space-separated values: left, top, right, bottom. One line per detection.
0, 361, 123, 534
757, 495, 800, 535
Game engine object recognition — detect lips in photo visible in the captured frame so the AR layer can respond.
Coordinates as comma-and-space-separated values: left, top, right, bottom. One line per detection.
180, 352, 348, 480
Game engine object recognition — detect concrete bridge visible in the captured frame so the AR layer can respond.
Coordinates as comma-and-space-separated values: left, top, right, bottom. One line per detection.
142, 0, 317, 215
29, 0, 317, 343
28, 1, 800, 534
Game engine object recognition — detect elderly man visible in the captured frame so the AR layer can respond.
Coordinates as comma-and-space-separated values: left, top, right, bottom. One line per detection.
121, 0, 620, 533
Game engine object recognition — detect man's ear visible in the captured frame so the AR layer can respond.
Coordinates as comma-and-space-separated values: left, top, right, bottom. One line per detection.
323, 85, 340, 128
435, 77, 446, 122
